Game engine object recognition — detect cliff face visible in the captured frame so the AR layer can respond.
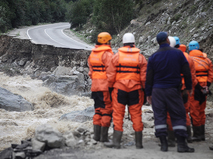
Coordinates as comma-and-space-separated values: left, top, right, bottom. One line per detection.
0, 35, 90, 77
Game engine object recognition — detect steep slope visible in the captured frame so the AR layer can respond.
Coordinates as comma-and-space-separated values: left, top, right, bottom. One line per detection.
110, 0, 213, 58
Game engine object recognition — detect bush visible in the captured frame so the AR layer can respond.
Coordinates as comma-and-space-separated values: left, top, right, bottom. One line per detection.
171, 14, 182, 23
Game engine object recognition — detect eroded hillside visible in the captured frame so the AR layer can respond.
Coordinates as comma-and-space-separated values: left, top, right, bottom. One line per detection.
80, 0, 213, 58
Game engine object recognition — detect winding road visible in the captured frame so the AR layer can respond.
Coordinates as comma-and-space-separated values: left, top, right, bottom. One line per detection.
27, 22, 93, 50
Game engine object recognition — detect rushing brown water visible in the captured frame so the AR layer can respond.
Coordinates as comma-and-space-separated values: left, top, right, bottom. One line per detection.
0, 72, 94, 151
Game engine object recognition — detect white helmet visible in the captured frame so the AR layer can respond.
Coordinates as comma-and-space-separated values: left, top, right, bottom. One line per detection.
123, 33, 135, 44
168, 36, 176, 47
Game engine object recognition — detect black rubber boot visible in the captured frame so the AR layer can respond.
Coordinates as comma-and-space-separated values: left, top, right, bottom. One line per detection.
100, 127, 109, 142
176, 135, 195, 153
159, 136, 168, 152
104, 130, 123, 149
200, 125, 205, 141
93, 125, 101, 141
191, 126, 201, 142
135, 131, 143, 149
186, 126, 192, 143
167, 130, 176, 147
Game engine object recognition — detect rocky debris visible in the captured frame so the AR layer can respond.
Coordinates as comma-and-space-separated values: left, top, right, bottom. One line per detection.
43, 66, 88, 96
0, 105, 156, 158
0, 139, 42, 159
59, 106, 94, 122
108, 0, 213, 59
35, 124, 65, 149
0, 35, 91, 96
0, 86, 33, 112
0, 124, 90, 158
1, 102, 213, 158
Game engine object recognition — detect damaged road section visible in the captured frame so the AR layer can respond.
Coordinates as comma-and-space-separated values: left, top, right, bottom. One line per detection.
0, 35, 91, 96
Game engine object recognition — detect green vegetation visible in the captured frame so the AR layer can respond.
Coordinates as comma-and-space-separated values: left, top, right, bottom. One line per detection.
68, 0, 134, 43
180, 17, 188, 29
1, 0, 135, 43
68, 0, 94, 28
70, 29, 91, 44
0, 0, 73, 33
189, 5, 198, 14
170, 14, 182, 23
91, 0, 134, 42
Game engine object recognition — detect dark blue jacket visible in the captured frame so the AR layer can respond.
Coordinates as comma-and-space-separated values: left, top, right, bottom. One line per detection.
145, 43, 192, 96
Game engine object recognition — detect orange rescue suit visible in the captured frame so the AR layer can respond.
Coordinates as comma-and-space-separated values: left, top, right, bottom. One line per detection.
88, 45, 113, 127
189, 49, 213, 126
107, 46, 147, 132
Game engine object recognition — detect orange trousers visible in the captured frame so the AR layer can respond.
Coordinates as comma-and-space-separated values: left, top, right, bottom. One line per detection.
112, 88, 144, 132
189, 90, 207, 126
92, 91, 112, 127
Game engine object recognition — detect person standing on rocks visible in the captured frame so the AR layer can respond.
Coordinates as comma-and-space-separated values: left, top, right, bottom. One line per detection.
166, 36, 197, 146
88, 32, 114, 142
145, 32, 194, 153
104, 33, 147, 149
188, 40, 213, 142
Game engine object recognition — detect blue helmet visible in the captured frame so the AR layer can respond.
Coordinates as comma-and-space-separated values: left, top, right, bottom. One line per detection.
188, 41, 199, 51
173, 36, 180, 45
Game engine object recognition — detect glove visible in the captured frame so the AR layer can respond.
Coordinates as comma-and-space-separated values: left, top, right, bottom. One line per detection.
195, 83, 203, 90
207, 82, 211, 87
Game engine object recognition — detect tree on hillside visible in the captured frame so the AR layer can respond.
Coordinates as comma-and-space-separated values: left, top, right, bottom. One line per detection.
92, 0, 134, 36
0, 0, 16, 32
69, 0, 94, 28
0, 0, 71, 33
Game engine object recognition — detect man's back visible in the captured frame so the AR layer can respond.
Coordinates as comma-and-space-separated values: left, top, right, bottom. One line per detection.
148, 43, 189, 88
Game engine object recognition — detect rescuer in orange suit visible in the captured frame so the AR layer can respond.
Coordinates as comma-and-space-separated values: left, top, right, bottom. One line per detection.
104, 33, 147, 149
88, 32, 114, 142
166, 37, 197, 146
188, 40, 213, 141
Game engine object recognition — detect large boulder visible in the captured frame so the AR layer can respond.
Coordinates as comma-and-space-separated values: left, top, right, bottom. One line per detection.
0, 87, 33, 112
43, 74, 86, 96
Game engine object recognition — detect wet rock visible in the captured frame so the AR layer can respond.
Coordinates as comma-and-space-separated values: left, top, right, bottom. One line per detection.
64, 132, 77, 148
18, 58, 28, 66
72, 130, 81, 138
35, 124, 65, 149
0, 87, 33, 112
52, 66, 73, 76
15, 152, 25, 159
59, 106, 94, 123
0, 147, 13, 159
38, 71, 52, 81
32, 138, 46, 152
43, 73, 86, 96
77, 66, 84, 72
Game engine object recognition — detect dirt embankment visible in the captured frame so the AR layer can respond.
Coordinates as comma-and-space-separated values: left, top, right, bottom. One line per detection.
0, 35, 90, 76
